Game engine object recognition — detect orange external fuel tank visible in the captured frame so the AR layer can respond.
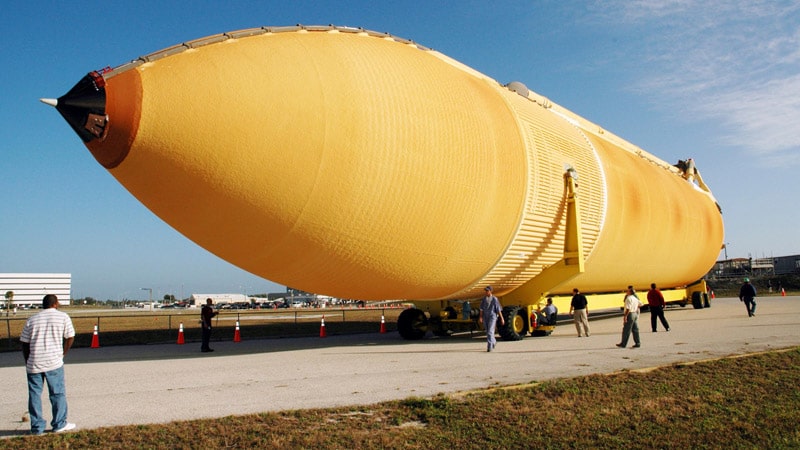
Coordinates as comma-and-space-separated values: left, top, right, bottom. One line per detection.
44, 25, 724, 305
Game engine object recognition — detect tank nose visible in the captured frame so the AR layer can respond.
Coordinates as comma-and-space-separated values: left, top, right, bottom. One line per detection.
43, 71, 107, 143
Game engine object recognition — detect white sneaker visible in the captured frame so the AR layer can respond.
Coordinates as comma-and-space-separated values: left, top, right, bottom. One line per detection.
54, 422, 76, 433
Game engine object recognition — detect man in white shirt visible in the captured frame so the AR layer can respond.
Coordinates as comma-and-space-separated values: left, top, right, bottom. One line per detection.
616, 287, 642, 349
20, 294, 76, 434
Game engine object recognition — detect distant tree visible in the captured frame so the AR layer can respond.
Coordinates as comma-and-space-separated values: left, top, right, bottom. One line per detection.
163, 294, 176, 302
4, 291, 13, 317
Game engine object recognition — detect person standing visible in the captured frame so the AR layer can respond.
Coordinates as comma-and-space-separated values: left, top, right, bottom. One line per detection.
569, 288, 589, 337
646, 283, 670, 332
478, 286, 504, 352
617, 287, 642, 348
739, 278, 757, 317
461, 300, 471, 320
201, 298, 219, 352
19, 294, 76, 434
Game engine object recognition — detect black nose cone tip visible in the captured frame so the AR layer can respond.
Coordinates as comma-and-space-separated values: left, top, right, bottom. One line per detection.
43, 72, 108, 143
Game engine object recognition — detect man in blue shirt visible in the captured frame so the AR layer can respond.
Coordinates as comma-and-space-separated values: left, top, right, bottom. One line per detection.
478, 286, 505, 352
541, 297, 558, 325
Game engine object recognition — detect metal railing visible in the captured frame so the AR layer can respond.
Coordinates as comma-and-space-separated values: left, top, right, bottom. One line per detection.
2, 306, 405, 351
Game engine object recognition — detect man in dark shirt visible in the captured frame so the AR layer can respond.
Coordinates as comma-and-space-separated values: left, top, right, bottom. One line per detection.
201, 298, 219, 352
569, 288, 589, 337
739, 278, 757, 317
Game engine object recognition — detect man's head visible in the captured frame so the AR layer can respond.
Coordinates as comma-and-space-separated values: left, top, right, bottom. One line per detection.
206, 298, 213, 305
572, 288, 579, 294
743, 277, 750, 283
651, 283, 657, 289
546, 297, 553, 305
42, 294, 59, 309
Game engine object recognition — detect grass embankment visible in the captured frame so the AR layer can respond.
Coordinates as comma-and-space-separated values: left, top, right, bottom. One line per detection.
4, 348, 799, 449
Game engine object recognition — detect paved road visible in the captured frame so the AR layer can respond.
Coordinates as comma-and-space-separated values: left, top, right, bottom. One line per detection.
1, 296, 798, 437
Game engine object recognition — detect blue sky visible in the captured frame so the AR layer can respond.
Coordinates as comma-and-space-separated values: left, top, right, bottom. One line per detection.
2, 1, 799, 301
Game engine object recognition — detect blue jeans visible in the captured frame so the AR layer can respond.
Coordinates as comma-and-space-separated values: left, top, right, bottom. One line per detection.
743, 298, 757, 316
27, 366, 68, 434
483, 313, 498, 349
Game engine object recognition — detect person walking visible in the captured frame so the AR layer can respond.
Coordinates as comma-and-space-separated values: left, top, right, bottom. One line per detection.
19, 294, 76, 435
739, 278, 757, 317
201, 298, 219, 352
617, 287, 642, 348
461, 300, 471, 320
646, 283, 670, 332
569, 288, 589, 337
478, 286, 504, 352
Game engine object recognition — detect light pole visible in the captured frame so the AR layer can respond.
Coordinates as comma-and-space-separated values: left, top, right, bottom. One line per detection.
141, 287, 152, 306
724, 242, 729, 260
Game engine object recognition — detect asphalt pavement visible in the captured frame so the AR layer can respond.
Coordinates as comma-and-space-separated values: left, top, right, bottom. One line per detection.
1, 295, 798, 437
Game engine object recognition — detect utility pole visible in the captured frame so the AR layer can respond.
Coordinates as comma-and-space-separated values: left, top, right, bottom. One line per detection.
141, 287, 152, 307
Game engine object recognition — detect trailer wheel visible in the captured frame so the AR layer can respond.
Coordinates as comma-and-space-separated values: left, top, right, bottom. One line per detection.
398, 308, 428, 340
498, 305, 526, 341
691, 291, 704, 309
703, 293, 711, 308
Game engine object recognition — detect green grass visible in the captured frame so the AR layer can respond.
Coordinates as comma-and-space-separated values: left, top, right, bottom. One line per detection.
4, 348, 799, 449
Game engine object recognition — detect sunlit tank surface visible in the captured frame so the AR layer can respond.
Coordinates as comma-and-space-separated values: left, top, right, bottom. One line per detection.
44, 25, 723, 301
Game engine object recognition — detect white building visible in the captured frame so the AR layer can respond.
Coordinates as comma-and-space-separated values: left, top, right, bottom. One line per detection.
0, 273, 72, 307
190, 293, 252, 307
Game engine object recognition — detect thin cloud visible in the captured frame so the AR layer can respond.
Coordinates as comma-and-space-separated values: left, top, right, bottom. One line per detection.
591, 0, 800, 167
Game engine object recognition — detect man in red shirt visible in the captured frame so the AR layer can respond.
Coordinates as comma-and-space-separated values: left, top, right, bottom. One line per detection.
646, 283, 670, 332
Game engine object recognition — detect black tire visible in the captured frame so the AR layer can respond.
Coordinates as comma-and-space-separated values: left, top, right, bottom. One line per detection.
498, 305, 526, 341
703, 293, 711, 308
691, 291, 704, 309
398, 308, 428, 340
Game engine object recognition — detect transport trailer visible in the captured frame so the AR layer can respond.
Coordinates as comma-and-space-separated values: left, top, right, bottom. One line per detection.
398, 280, 711, 341
398, 170, 713, 341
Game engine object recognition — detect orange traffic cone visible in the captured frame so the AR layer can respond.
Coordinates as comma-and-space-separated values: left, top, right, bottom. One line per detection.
380, 315, 386, 333
320, 315, 327, 338
177, 322, 185, 344
711, 290, 715, 299
90, 325, 100, 348
234, 321, 241, 342
782, 288, 786, 297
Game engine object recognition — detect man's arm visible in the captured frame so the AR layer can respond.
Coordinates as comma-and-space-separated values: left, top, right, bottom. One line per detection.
63, 337, 74, 356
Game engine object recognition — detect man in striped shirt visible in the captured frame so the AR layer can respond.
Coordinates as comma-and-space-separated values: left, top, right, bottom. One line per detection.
20, 294, 76, 434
